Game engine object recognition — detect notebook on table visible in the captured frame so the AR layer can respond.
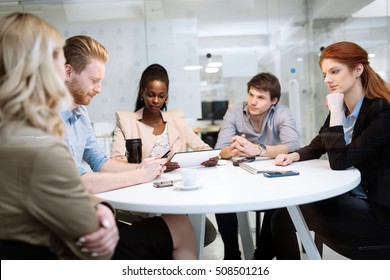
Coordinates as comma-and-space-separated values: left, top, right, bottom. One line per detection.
238, 158, 285, 174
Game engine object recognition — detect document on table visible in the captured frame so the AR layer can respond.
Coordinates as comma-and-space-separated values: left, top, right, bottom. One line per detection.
239, 158, 286, 174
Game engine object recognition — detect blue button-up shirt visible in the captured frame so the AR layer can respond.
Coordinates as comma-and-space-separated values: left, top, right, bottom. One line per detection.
342, 97, 364, 144
60, 106, 108, 175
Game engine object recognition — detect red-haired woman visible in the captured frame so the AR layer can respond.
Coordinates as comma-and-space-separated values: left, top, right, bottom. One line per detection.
264, 41, 390, 259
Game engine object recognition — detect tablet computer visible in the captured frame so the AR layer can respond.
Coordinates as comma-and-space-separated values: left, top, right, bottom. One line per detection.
170, 149, 221, 168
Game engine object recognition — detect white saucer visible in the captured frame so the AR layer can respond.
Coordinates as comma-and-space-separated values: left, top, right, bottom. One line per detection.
176, 183, 200, 190
217, 159, 228, 166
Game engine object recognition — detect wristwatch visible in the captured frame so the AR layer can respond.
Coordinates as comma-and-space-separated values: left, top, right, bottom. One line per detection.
258, 144, 266, 156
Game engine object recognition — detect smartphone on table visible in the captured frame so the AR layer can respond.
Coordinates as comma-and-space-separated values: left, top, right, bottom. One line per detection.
263, 171, 299, 178
153, 180, 175, 188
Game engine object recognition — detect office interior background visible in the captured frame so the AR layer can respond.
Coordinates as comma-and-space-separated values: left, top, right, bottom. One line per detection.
1, 0, 390, 149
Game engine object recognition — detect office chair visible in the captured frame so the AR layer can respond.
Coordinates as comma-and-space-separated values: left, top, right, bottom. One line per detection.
201, 133, 218, 148
314, 233, 390, 259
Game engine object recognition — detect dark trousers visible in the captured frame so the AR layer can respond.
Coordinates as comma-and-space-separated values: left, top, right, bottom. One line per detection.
0, 239, 57, 260
215, 212, 241, 259
216, 210, 277, 260
252, 209, 276, 259
113, 218, 173, 260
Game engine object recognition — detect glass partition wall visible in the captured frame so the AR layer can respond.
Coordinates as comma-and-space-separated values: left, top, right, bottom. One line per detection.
2, 0, 389, 146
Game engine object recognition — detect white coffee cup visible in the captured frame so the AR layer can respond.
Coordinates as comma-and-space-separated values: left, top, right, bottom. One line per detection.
181, 169, 200, 187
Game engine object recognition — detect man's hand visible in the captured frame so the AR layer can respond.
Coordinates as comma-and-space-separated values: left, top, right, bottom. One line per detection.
229, 134, 259, 157
77, 204, 119, 257
137, 157, 167, 181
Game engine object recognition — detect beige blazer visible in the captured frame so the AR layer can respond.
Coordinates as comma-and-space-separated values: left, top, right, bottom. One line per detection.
111, 108, 211, 162
0, 121, 112, 260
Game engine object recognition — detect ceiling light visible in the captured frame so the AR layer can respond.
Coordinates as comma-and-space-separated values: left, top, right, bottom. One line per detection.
183, 65, 203, 70
205, 67, 219, 73
207, 61, 223, 68
368, 53, 376, 58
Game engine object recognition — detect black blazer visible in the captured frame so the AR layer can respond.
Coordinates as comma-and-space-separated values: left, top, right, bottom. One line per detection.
296, 98, 390, 231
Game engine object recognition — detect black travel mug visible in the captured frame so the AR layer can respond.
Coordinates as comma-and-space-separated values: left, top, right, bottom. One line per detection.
125, 138, 142, 163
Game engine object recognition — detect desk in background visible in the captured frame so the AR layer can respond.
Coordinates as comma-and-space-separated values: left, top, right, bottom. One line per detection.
97, 159, 360, 260
193, 125, 221, 148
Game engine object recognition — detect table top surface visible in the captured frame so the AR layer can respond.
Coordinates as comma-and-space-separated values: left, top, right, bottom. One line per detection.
97, 159, 361, 214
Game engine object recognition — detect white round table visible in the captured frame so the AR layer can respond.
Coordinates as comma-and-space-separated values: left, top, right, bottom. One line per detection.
97, 159, 361, 259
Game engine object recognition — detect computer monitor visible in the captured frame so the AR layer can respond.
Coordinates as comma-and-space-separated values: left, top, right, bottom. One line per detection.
200, 100, 229, 124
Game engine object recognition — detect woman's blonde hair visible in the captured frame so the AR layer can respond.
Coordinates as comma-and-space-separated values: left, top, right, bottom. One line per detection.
0, 12, 72, 137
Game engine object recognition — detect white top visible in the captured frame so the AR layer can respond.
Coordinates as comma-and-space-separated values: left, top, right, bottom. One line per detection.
97, 159, 361, 214
151, 124, 170, 156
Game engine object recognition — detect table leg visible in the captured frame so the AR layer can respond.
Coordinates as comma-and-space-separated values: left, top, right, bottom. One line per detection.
287, 206, 321, 260
237, 212, 255, 260
188, 214, 206, 260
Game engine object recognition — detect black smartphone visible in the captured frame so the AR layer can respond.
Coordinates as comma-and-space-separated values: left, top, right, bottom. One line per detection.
153, 180, 175, 188
263, 171, 300, 178
161, 150, 171, 158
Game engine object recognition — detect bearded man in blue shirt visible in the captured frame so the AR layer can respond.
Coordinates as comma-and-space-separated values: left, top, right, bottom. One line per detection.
60, 35, 196, 260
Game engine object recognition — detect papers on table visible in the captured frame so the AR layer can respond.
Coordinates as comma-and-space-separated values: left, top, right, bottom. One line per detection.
238, 158, 286, 174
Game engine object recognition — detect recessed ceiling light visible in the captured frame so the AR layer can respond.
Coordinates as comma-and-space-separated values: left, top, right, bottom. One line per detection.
207, 61, 223, 68
205, 67, 219, 73
183, 65, 203, 70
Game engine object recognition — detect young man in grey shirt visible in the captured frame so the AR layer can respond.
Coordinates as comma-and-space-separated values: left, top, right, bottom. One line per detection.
214, 72, 300, 259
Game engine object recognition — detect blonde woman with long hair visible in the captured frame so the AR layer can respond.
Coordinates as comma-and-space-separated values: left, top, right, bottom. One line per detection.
0, 12, 118, 259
